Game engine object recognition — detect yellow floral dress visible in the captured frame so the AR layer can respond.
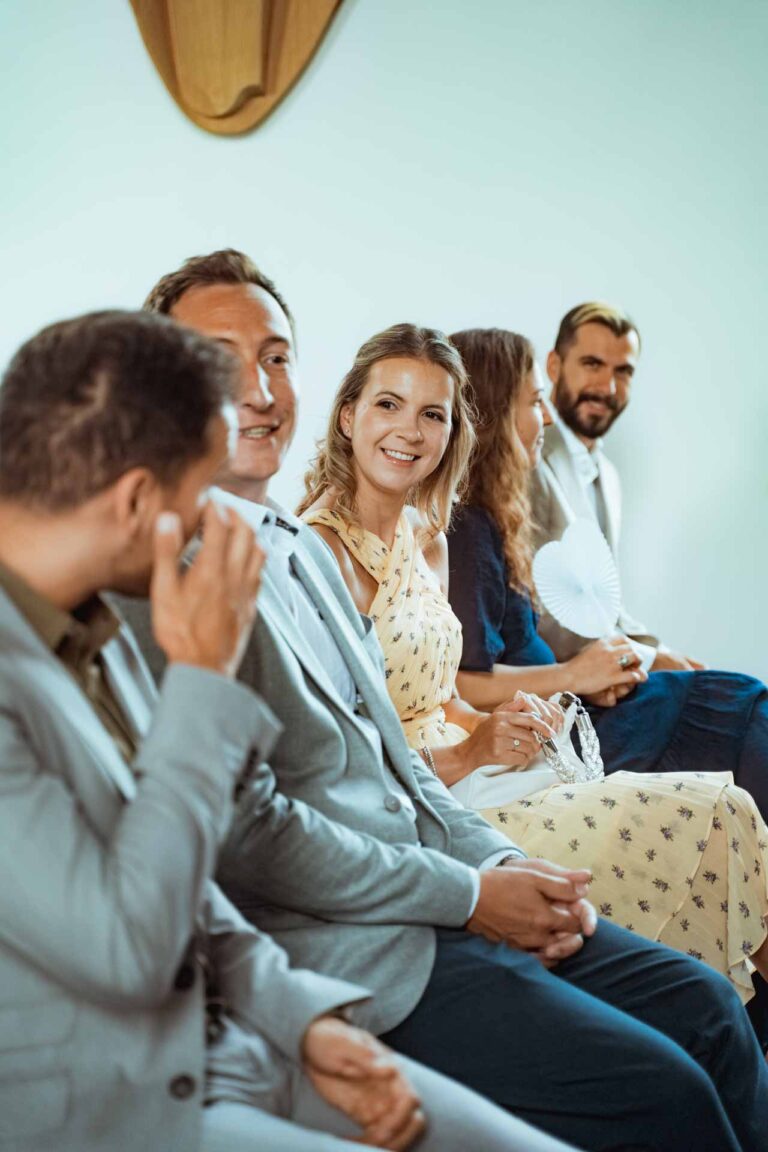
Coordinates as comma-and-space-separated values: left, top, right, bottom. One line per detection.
303, 508, 768, 1003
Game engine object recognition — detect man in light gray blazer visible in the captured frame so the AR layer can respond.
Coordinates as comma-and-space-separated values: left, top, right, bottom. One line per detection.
531, 301, 701, 675
121, 250, 768, 1152
0, 311, 556, 1152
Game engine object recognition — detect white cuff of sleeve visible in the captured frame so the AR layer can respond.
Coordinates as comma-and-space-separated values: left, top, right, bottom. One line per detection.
480, 848, 526, 871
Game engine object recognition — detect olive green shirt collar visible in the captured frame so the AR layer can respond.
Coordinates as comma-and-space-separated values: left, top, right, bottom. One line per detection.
0, 558, 120, 668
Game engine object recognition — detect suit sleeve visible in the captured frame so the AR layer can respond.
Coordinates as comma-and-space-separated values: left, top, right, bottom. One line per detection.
0, 663, 279, 1007
407, 750, 524, 863
205, 884, 371, 1062
218, 756, 480, 930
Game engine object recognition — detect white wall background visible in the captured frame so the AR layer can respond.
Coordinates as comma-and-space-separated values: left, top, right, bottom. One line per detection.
2, 0, 766, 676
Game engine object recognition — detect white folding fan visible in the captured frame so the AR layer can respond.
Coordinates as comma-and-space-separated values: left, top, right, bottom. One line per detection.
533, 519, 654, 669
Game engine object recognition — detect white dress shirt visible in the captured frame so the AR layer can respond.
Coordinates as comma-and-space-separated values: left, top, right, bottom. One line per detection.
555, 415, 609, 535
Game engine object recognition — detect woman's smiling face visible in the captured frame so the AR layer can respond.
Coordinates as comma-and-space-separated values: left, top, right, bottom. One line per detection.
342, 356, 454, 498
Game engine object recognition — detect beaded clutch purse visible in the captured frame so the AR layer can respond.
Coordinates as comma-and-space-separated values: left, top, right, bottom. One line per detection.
535, 692, 604, 785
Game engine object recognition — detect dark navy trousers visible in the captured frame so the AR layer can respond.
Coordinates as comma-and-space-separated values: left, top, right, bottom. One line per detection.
382, 924, 768, 1152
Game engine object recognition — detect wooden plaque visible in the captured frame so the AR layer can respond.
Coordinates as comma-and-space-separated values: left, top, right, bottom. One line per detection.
129, 0, 344, 135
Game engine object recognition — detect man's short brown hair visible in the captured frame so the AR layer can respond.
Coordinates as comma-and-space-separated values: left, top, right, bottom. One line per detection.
0, 310, 238, 510
143, 248, 294, 336
554, 302, 640, 357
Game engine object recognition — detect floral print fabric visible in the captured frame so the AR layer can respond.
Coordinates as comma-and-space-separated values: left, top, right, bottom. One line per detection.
482, 770, 768, 1003
304, 507, 768, 1001
304, 509, 466, 750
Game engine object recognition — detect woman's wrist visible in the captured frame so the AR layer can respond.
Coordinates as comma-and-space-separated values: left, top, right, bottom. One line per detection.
557, 659, 578, 694
462, 708, 490, 734
430, 742, 473, 788
418, 745, 438, 776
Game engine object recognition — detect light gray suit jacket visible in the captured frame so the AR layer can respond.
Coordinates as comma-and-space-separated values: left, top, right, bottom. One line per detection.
0, 589, 366, 1152
119, 497, 515, 1036
530, 421, 659, 660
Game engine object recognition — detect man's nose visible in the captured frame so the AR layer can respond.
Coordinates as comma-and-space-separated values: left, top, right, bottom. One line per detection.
594, 371, 617, 397
240, 365, 275, 409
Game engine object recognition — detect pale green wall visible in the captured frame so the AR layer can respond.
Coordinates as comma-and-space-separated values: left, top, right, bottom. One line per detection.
1, 0, 766, 675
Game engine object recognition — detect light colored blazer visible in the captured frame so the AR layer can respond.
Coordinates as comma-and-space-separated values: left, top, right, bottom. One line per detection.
529, 421, 659, 660
119, 497, 515, 1036
0, 589, 365, 1152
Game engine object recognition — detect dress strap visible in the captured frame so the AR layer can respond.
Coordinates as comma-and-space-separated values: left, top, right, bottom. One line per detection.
302, 507, 404, 584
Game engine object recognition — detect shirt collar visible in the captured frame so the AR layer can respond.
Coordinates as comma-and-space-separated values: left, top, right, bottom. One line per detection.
209, 488, 299, 561
0, 558, 120, 665
553, 411, 602, 487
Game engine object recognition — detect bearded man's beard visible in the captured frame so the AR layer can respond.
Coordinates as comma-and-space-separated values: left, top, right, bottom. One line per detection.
555, 380, 625, 438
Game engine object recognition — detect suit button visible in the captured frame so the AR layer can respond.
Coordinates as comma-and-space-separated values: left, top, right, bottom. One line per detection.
173, 963, 195, 991
384, 795, 401, 813
169, 1074, 196, 1100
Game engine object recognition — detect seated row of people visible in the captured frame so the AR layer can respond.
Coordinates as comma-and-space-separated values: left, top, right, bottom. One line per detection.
0, 247, 765, 1152
297, 321, 768, 1005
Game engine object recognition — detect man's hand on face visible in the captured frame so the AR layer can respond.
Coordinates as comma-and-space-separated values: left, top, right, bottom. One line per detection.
467, 857, 595, 962
652, 647, 706, 672
150, 499, 265, 677
302, 1017, 426, 1151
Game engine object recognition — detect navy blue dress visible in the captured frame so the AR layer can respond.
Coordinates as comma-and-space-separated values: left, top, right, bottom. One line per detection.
447, 505, 768, 819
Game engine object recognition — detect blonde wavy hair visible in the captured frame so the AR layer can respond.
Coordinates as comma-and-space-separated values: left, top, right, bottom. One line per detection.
298, 323, 476, 537
449, 328, 535, 592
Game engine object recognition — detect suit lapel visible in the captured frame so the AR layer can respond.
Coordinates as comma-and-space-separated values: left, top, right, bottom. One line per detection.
101, 628, 156, 745
595, 452, 622, 555
544, 425, 594, 521
35, 661, 138, 806
258, 562, 359, 724
289, 547, 419, 791
0, 591, 139, 834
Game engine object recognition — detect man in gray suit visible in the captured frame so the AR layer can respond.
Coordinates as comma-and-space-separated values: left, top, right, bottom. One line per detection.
531, 301, 703, 676
123, 251, 768, 1152
0, 310, 563, 1152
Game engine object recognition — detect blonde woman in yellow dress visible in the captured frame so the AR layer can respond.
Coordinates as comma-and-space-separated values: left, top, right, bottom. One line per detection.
298, 321, 768, 1009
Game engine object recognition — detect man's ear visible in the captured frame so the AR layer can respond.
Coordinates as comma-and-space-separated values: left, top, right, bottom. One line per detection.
545, 349, 561, 394
111, 468, 161, 537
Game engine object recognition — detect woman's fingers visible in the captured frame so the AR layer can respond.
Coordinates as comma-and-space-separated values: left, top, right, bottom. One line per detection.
500, 712, 556, 741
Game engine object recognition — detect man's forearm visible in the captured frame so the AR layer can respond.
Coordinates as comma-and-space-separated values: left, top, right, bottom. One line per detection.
218, 762, 478, 929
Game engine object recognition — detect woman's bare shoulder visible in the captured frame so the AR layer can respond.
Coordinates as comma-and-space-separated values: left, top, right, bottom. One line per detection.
301, 488, 339, 517
406, 508, 449, 594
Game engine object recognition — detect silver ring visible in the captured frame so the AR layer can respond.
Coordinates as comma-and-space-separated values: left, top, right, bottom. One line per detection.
513, 738, 521, 748
618, 653, 632, 669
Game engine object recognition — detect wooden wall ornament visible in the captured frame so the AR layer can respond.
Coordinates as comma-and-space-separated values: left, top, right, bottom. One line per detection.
129, 0, 344, 136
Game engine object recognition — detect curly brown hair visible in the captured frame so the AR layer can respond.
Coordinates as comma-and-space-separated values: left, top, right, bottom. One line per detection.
449, 328, 535, 591
298, 323, 476, 538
